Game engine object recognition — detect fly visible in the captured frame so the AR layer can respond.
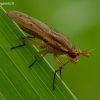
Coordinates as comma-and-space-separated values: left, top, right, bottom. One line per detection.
7, 10, 93, 89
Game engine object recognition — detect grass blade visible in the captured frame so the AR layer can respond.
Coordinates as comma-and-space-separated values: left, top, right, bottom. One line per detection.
0, 6, 77, 100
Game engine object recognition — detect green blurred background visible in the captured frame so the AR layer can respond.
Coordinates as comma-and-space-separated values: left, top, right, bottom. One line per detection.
1, 0, 100, 100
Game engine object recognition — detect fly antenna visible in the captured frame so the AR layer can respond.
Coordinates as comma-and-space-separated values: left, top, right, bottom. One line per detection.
89, 48, 97, 52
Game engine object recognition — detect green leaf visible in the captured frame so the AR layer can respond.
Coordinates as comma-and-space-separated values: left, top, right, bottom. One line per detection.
0, 6, 77, 100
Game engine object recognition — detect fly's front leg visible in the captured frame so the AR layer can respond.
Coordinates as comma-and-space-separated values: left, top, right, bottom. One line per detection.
54, 54, 64, 79
53, 66, 63, 90
29, 49, 47, 68
59, 66, 62, 79
53, 54, 70, 89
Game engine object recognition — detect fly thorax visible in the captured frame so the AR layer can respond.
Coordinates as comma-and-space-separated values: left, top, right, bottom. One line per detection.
44, 43, 54, 53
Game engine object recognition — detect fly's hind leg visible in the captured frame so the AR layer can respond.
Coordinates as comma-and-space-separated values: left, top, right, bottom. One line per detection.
53, 54, 70, 89
11, 36, 47, 68
11, 36, 41, 50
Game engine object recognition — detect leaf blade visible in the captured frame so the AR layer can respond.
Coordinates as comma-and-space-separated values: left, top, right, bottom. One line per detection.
0, 6, 77, 100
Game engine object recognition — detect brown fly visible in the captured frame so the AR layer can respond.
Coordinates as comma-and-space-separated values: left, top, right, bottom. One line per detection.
7, 10, 91, 89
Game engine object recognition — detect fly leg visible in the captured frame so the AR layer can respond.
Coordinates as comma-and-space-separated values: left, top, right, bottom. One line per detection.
29, 49, 47, 68
53, 67, 63, 90
59, 66, 62, 79
53, 54, 70, 89
54, 54, 64, 79
11, 36, 41, 50
11, 36, 47, 68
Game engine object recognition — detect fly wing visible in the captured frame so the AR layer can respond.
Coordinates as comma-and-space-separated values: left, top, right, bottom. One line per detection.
48, 30, 72, 51
7, 10, 72, 53
30, 15, 72, 52
7, 10, 51, 39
